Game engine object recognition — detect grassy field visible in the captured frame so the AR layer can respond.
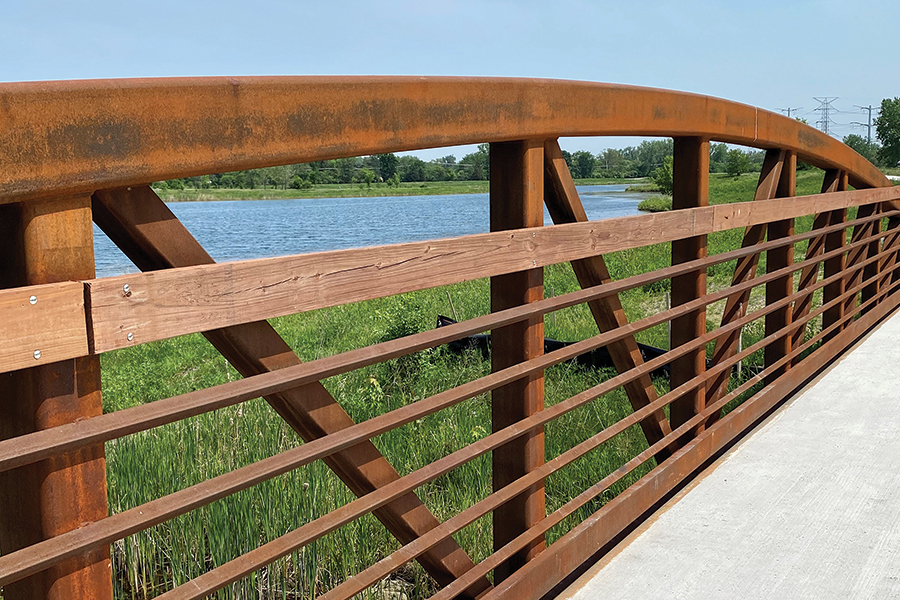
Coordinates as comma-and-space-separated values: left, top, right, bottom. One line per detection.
103, 169, 845, 598
154, 177, 646, 202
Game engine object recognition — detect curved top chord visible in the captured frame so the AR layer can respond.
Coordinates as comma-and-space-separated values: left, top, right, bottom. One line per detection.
0, 76, 890, 204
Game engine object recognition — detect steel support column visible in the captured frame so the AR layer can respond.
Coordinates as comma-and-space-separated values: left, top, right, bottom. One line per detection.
669, 137, 709, 440
0, 196, 112, 600
490, 140, 546, 582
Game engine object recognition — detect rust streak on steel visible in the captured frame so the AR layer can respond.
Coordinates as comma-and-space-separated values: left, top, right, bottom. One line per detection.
0, 78, 891, 207
90, 186, 492, 598
543, 138, 672, 461
0, 195, 112, 600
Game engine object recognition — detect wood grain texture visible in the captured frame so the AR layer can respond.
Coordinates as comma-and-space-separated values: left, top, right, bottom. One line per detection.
85, 185, 900, 352
0, 282, 88, 374
91, 186, 491, 597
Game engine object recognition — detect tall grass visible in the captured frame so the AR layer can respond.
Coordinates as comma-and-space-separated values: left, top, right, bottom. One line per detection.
102, 169, 838, 598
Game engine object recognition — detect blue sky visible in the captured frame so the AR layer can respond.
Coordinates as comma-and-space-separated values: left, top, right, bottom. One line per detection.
2, 0, 895, 158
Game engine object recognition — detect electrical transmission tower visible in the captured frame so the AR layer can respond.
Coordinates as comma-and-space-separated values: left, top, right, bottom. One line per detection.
853, 104, 879, 144
813, 97, 839, 136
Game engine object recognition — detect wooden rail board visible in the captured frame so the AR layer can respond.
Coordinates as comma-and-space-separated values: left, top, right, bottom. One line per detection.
85, 186, 900, 353
90, 186, 492, 597
542, 139, 672, 461
0, 282, 88, 374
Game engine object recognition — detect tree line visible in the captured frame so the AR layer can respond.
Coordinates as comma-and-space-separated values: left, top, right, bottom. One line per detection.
154, 99, 900, 191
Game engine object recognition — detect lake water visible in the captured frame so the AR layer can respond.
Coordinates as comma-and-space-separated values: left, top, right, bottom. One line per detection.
93, 185, 646, 278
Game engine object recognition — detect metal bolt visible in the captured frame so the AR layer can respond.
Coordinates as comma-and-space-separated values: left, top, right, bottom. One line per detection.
29, 295, 37, 305
123, 284, 131, 296
127, 332, 134, 342
533, 260, 537, 266
33, 350, 41, 360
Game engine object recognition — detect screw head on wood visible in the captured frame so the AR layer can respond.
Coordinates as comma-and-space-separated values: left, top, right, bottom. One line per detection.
123, 284, 132, 297
127, 332, 134, 342
29, 295, 37, 305
33, 350, 41, 360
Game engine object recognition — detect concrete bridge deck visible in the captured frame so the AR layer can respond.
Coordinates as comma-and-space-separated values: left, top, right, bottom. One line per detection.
561, 311, 900, 600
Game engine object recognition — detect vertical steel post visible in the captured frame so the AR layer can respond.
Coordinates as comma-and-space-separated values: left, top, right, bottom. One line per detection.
0, 196, 112, 600
764, 151, 796, 383
490, 140, 545, 582
822, 171, 849, 340
669, 137, 709, 440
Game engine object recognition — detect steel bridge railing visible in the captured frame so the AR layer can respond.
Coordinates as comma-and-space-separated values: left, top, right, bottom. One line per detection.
1, 77, 898, 600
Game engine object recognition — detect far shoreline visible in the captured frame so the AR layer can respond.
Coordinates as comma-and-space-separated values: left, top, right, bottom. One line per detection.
154, 178, 651, 202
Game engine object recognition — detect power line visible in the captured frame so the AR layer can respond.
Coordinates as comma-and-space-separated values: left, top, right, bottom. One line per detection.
777, 106, 803, 119
813, 97, 839, 136
853, 104, 880, 144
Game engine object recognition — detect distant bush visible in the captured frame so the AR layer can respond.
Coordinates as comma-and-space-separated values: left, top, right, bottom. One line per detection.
637, 195, 672, 212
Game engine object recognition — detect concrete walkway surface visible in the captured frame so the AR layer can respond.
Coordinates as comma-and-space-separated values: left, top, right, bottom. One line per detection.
561, 312, 900, 600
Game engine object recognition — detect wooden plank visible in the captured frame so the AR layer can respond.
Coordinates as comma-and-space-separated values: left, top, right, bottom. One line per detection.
85, 185, 900, 353
706, 149, 786, 407
670, 137, 709, 441
764, 151, 797, 384
0, 195, 112, 600
822, 171, 849, 340
542, 139, 671, 460
489, 140, 546, 582
90, 187, 492, 597
0, 282, 88, 374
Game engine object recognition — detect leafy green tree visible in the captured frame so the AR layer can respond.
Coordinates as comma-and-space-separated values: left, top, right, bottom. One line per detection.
597, 148, 635, 178
725, 149, 750, 177
652, 156, 673, 195
875, 97, 900, 166
460, 143, 489, 180
376, 153, 399, 180
572, 150, 596, 179
335, 158, 357, 184
709, 143, 728, 173
842, 134, 880, 164
632, 139, 674, 177
397, 155, 426, 182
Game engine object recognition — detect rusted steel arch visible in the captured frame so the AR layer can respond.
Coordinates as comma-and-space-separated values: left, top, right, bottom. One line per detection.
0, 77, 891, 205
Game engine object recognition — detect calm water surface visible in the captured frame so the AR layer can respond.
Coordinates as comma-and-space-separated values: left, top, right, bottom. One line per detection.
94, 185, 646, 278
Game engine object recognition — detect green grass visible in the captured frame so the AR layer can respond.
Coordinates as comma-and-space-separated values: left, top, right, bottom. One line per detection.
637, 195, 672, 212
155, 177, 646, 202
102, 168, 841, 598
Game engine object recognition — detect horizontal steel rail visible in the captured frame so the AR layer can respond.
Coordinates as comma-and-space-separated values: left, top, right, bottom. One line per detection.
0, 208, 893, 472
0, 205, 896, 591
1, 77, 899, 600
